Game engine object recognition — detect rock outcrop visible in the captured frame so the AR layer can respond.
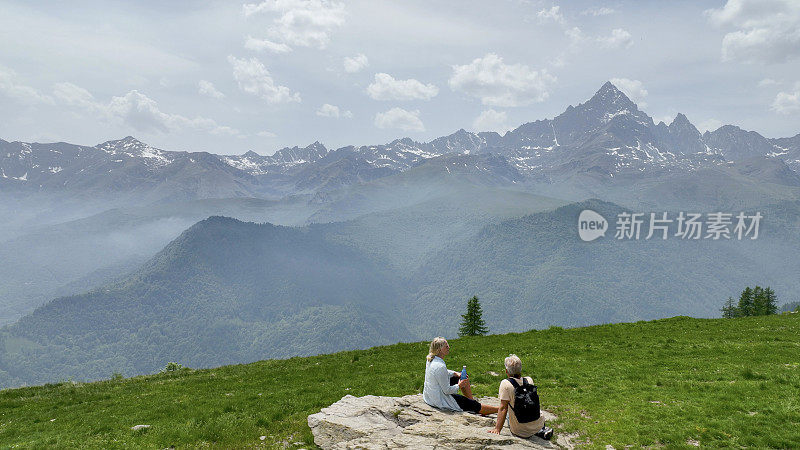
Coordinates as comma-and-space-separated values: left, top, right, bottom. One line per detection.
308, 394, 572, 449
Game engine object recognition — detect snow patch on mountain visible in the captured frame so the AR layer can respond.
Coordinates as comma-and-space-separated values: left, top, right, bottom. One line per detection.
96, 136, 174, 168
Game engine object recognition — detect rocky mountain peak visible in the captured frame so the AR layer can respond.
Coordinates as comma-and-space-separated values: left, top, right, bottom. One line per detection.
389, 137, 418, 147
269, 142, 329, 166
96, 136, 150, 154
427, 129, 485, 154
669, 113, 700, 136
307, 142, 328, 160
670, 113, 690, 127
587, 81, 637, 112
556, 81, 650, 131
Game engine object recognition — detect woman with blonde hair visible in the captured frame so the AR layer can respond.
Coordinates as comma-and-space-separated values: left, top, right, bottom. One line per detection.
422, 337, 499, 415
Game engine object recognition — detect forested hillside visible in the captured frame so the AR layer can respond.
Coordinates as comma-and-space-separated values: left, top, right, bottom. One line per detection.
0, 217, 408, 386
3, 197, 800, 387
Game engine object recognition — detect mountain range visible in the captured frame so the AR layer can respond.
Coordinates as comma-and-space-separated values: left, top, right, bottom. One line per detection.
2, 82, 800, 387
3, 82, 799, 203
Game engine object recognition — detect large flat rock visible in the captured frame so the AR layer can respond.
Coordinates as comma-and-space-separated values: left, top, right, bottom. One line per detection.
308, 394, 571, 449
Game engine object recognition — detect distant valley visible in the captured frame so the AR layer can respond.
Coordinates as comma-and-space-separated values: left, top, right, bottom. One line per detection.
2, 82, 800, 387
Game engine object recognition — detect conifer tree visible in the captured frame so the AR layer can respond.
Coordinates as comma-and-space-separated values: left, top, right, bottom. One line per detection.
752, 286, 767, 315
738, 287, 754, 316
763, 287, 778, 315
721, 296, 739, 318
459, 295, 488, 337
729, 286, 779, 317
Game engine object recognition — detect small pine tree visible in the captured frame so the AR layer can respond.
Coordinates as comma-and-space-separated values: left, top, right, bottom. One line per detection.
763, 287, 778, 315
738, 287, 754, 316
459, 295, 488, 337
721, 296, 739, 318
752, 286, 766, 315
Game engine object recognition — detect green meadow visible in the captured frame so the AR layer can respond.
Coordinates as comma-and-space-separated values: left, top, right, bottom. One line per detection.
1, 314, 798, 449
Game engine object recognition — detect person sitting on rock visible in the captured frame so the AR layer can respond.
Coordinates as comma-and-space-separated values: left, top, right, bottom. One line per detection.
422, 337, 499, 416
488, 354, 553, 440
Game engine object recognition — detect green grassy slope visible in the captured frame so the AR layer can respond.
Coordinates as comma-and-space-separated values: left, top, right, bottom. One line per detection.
1, 314, 798, 449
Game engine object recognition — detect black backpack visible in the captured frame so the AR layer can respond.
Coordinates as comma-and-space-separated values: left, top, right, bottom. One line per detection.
507, 377, 540, 423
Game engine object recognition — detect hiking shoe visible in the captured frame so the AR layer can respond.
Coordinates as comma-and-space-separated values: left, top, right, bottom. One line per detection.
535, 426, 553, 440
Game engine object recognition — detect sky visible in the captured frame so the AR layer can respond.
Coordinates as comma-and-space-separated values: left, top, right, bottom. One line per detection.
1, 0, 799, 155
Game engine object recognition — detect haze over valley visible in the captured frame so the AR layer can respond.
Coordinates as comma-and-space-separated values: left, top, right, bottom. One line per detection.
1, 82, 800, 386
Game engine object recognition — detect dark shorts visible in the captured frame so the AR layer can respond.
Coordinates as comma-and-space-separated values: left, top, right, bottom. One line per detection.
449, 374, 481, 413
452, 393, 482, 413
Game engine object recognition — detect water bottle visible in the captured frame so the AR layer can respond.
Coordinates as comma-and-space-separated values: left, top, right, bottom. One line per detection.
460, 365, 468, 380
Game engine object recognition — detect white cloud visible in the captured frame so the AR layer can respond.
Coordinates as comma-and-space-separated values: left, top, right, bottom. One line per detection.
104, 91, 163, 131
242, 0, 346, 51
0, 67, 53, 105
366, 73, 438, 101
257, 130, 277, 137
316, 103, 352, 118
54, 83, 239, 135
526, 8, 629, 67
697, 118, 724, 132
536, 6, 564, 24
564, 25, 632, 50
531, 10, 627, 53
244, 36, 292, 53
228, 55, 301, 103
609, 78, 648, 107
374, 107, 424, 132
198, 80, 225, 99
472, 109, 512, 133
343, 53, 369, 73
106, 91, 239, 135
53, 82, 100, 112
448, 53, 556, 107
565, 26, 585, 45
705, 0, 800, 64
550, 55, 566, 68
758, 78, 778, 87
598, 28, 633, 48
581, 7, 615, 16
771, 82, 800, 114
209, 125, 240, 136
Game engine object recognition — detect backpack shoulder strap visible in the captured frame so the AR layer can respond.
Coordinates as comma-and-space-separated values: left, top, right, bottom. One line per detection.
522, 377, 528, 386
507, 377, 520, 389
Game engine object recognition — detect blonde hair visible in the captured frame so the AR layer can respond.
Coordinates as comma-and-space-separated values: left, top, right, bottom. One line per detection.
426, 337, 448, 362
504, 354, 522, 377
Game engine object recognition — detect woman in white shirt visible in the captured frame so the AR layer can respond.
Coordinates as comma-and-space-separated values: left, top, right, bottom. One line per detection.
422, 337, 499, 415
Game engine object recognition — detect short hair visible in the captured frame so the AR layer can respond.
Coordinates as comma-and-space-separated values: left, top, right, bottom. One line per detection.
427, 337, 448, 362
504, 354, 522, 377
